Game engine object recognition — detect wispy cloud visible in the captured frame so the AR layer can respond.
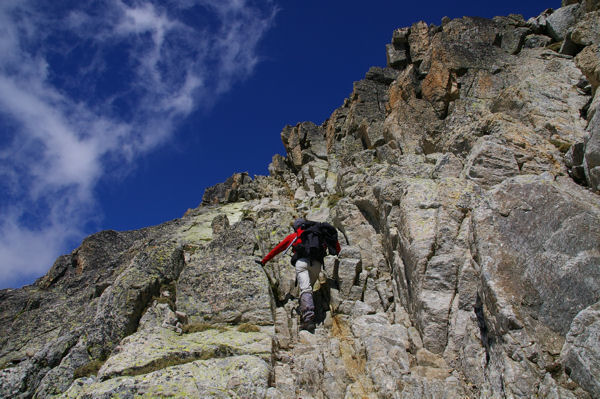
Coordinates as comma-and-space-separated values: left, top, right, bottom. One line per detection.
0, 0, 277, 288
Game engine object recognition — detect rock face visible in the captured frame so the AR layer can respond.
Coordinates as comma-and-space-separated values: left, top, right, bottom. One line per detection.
2, 2, 600, 398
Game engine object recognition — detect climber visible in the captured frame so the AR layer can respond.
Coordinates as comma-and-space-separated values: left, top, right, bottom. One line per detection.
256, 218, 341, 333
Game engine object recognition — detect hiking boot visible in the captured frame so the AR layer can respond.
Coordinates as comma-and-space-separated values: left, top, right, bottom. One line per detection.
300, 320, 316, 333
299, 292, 316, 333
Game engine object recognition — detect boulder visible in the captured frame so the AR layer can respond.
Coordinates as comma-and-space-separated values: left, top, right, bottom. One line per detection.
523, 34, 552, 48
565, 142, 587, 183
202, 172, 253, 205
97, 327, 272, 379
281, 122, 327, 171
364, 66, 398, 85
474, 175, 600, 334
570, 11, 600, 46
60, 355, 270, 398
386, 44, 409, 69
527, 8, 554, 34
408, 21, 434, 67
546, 4, 580, 41
463, 137, 520, 187
561, 301, 600, 397
176, 220, 274, 326
387, 28, 411, 69
576, 44, 600, 91
501, 27, 531, 54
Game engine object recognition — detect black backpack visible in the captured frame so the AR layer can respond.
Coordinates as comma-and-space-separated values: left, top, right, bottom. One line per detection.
291, 221, 339, 264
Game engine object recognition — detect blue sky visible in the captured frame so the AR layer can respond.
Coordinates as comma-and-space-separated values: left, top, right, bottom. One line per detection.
0, 0, 557, 289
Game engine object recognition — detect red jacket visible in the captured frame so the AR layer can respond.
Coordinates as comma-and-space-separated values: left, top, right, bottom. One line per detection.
261, 228, 341, 264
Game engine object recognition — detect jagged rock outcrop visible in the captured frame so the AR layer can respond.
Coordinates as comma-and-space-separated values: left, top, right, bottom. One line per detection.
2, 1, 600, 398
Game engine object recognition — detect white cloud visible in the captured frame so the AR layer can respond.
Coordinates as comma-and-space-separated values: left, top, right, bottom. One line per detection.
0, 213, 73, 286
0, 0, 277, 288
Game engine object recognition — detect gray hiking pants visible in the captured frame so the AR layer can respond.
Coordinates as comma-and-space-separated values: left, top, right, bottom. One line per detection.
295, 258, 321, 323
295, 257, 322, 295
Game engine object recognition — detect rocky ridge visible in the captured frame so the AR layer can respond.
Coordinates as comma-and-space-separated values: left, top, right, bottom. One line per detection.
1, 1, 600, 398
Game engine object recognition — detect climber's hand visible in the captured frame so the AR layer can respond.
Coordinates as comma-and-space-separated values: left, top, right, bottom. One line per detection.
255, 259, 264, 266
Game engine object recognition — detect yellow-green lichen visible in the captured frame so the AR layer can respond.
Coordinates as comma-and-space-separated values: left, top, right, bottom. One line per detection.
237, 323, 260, 333
178, 202, 248, 243
182, 322, 228, 334
327, 193, 342, 207
97, 327, 272, 380
73, 359, 105, 379
549, 137, 572, 153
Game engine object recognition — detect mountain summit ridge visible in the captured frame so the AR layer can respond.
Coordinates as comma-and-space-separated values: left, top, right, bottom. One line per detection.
2, 2, 600, 397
